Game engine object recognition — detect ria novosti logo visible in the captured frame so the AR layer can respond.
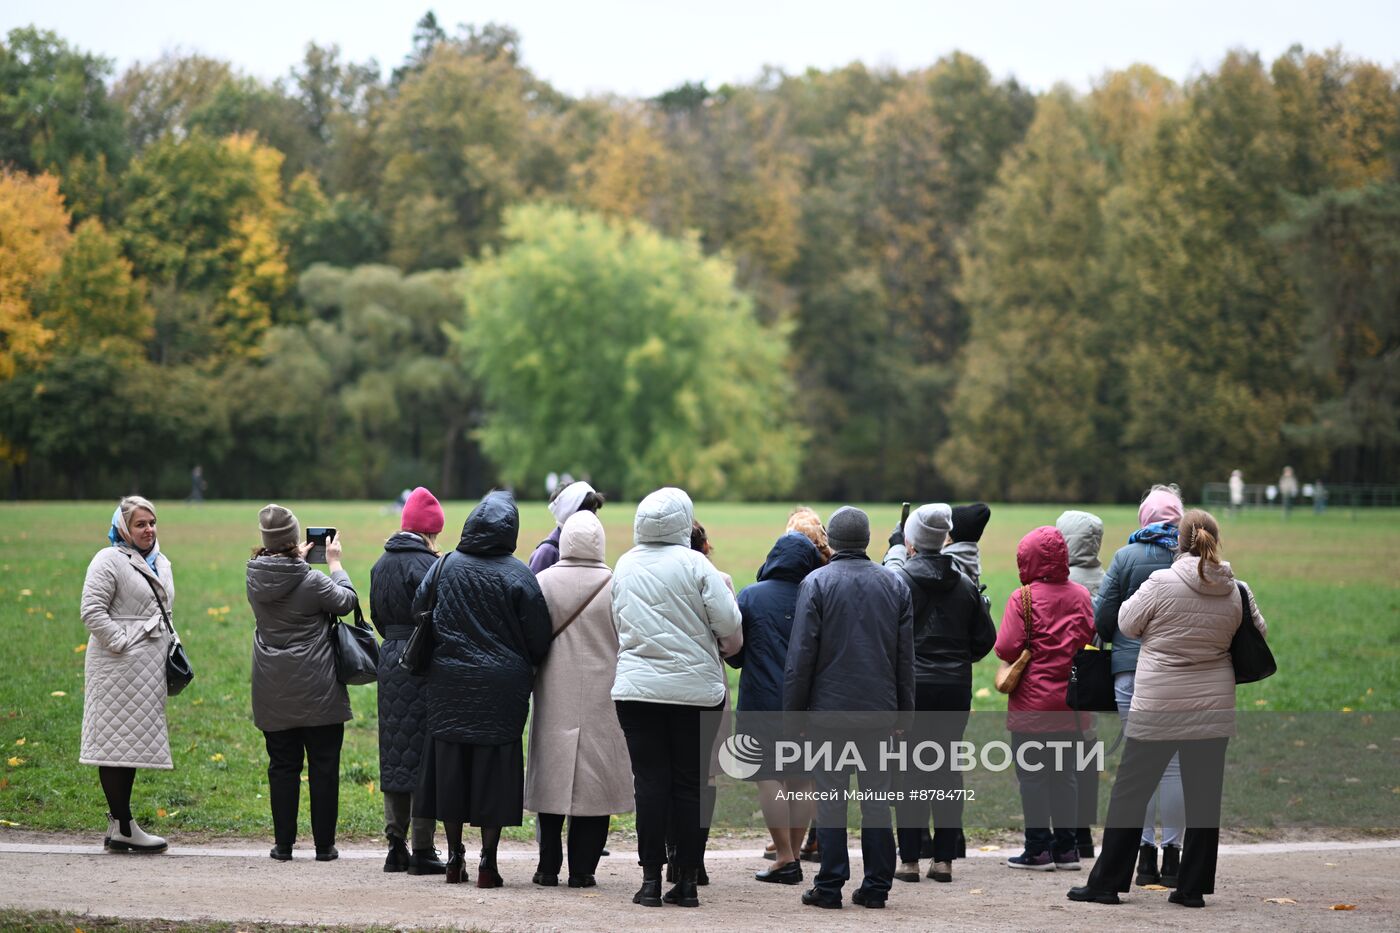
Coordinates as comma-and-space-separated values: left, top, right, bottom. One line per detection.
718, 733, 764, 780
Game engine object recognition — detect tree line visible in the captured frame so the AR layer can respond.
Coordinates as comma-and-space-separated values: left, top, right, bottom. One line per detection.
1, 14, 1396, 501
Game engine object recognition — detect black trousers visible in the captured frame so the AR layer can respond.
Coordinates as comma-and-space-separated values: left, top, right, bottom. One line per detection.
537, 813, 611, 877
813, 732, 896, 898
263, 723, 344, 851
614, 700, 722, 870
1088, 736, 1228, 895
895, 683, 971, 864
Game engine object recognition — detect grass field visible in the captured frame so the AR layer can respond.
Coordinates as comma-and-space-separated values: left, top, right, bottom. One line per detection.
1, 500, 1396, 842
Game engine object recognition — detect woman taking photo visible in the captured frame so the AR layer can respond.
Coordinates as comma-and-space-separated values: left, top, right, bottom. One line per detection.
80, 496, 176, 853
370, 487, 447, 875
414, 490, 553, 887
247, 504, 358, 862
526, 510, 632, 889
1070, 509, 1266, 909
994, 526, 1094, 872
611, 487, 741, 909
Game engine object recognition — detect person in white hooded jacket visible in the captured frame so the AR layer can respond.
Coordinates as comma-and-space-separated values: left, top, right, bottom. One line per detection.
611, 487, 742, 909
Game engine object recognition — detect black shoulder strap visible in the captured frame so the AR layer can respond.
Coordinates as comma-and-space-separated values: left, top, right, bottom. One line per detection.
138, 570, 174, 636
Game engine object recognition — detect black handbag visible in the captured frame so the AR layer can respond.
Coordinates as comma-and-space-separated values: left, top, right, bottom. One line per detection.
141, 572, 193, 697
1231, 582, 1276, 684
401, 553, 448, 676
330, 601, 380, 685
1065, 637, 1117, 711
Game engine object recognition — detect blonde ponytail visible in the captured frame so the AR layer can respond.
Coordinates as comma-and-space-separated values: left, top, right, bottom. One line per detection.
1179, 508, 1223, 580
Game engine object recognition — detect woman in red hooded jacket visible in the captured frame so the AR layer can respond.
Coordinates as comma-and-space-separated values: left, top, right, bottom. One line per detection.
994, 526, 1095, 872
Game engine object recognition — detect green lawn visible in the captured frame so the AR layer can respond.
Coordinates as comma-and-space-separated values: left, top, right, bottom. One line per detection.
1, 500, 1396, 841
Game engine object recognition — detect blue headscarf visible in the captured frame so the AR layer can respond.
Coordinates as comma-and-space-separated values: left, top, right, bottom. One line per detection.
109, 505, 161, 573
1128, 521, 1178, 552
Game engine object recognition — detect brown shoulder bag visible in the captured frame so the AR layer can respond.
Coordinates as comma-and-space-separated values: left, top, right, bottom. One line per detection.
994, 583, 1034, 695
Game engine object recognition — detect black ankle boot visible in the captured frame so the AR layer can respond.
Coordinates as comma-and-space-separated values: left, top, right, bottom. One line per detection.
633, 864, 663, 907
1160, 843, 1181, 888
408, 847, 447, 875
664, 866, 700, 908
1135, 843, 1160, 886
384, 834, 410, 873
444, 846, 467, 884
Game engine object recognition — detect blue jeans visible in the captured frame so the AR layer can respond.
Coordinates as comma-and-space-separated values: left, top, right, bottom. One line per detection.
1115, 671, 1184, 847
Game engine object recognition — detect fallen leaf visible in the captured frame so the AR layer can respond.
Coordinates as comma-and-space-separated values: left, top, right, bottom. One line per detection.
1253, 699, 1268, 706
6, 757, 23, 766
974, 687, 991, 699
968, 888, 984, 895
75, 926, 85, 933
978, 845, 1000, 851
0, 819, 20, 827
1142, 884, 1170, 891
580, 892, 600, 898
1344, 777, 1361, 784
209, 753, 224, 762
156, 808, 167, 818
1366, 744, 1379, 750
301, 775, 309, 782
1341, 707, 1353, 713
366, 780, 375, 794
50, 691, 66, 697
13, 738, 24, 746
1264, 897, 1297, 904
1292, 740, 1306, 747
18, 589, 31, 597
1330, 904, 1357, 910
1324, 862, 1337, 867
73, 644, 86, 653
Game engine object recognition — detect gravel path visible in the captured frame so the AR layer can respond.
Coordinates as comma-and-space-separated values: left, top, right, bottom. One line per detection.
2, 833, 1395, 931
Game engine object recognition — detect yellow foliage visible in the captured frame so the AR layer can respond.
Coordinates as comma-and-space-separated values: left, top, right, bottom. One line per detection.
0, 171, 71, 379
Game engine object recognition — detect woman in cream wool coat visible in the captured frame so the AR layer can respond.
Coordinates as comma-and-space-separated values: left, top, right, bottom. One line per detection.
81, 496, 177, 854
526, 511, 632, 888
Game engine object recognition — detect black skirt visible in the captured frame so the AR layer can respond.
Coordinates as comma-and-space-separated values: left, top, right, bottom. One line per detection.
414, 736, 524, 827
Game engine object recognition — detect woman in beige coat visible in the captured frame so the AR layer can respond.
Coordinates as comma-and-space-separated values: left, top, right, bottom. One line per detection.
80, 496, 176, 854
526, 511, 632, 888
1070, 509, 1267, 910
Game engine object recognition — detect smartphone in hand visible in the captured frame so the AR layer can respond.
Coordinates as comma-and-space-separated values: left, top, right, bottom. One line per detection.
306, 527, 336, 563
899, 501, 911, 529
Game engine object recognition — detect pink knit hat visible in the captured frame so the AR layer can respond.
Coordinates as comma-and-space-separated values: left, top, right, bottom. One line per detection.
401, 487, 445, 534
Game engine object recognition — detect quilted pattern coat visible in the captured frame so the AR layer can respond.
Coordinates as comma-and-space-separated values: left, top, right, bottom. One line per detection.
370, 532, 438, 792
1119, 555, 1266, 740
247, 556, 358, 733
80, 546, 175, 769
524, 512, 633, 816
610, 487, 742, 707
415, 491, 552, 746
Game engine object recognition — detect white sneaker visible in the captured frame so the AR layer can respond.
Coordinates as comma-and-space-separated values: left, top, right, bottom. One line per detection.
105, 813, 167, 853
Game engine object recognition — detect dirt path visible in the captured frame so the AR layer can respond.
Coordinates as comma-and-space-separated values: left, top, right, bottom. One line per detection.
1, 834, 1396, 931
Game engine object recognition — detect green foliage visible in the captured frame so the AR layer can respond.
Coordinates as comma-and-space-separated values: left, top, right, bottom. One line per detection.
459, 204, 803, 499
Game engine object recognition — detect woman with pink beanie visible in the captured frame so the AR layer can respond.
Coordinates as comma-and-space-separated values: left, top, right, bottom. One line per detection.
371, 487, 447, 875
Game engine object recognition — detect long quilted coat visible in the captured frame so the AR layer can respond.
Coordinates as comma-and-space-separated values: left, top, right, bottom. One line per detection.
370, 532, 438, 792
247, 556, 358, 733
415, 491, 552, 746
80, 545, 175, 769
524, 512, 633, 816
1119, 555, 1266, 740
609, 487, 741, 707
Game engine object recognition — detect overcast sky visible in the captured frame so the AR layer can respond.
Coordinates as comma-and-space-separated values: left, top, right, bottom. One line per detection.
4, 1, 1398, 96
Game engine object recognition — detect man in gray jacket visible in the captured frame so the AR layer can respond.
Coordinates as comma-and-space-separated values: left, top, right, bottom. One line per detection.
785, 507, 914, 910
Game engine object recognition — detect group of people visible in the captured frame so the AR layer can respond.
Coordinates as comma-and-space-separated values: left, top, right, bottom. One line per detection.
78, 480, 1266, 912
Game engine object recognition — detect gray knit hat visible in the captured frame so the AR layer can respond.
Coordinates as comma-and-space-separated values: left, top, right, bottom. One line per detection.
827, 506, 870, 553
905, 503, 953, 553
258, 504, 300, 553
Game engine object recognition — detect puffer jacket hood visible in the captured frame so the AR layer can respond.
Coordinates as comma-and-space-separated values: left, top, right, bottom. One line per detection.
384, 530, 435, 556
756, 533, 821, 584
560, 511, 607, 564
1056, 511, 1103, 572
633, 487, 693, 546
457, 491, 518, 556
1171, 554, 1236, 596
246, 555, 312, 601
1017, 526, 1070, 585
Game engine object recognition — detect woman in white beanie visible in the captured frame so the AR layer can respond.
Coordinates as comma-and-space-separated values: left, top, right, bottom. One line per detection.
80, 496, 177, 853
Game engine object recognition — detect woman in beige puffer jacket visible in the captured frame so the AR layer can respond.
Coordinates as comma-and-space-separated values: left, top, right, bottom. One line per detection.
1069, 509, 1267, 910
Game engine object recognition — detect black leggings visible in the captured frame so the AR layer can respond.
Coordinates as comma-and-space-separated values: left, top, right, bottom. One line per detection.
537, 813, 611, 877
263, 723, 344, 851
99, 766, 136, 823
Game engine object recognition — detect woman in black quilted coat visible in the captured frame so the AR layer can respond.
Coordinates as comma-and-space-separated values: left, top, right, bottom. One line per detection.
412, 490, 553, 887
370, 487, 447, 876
